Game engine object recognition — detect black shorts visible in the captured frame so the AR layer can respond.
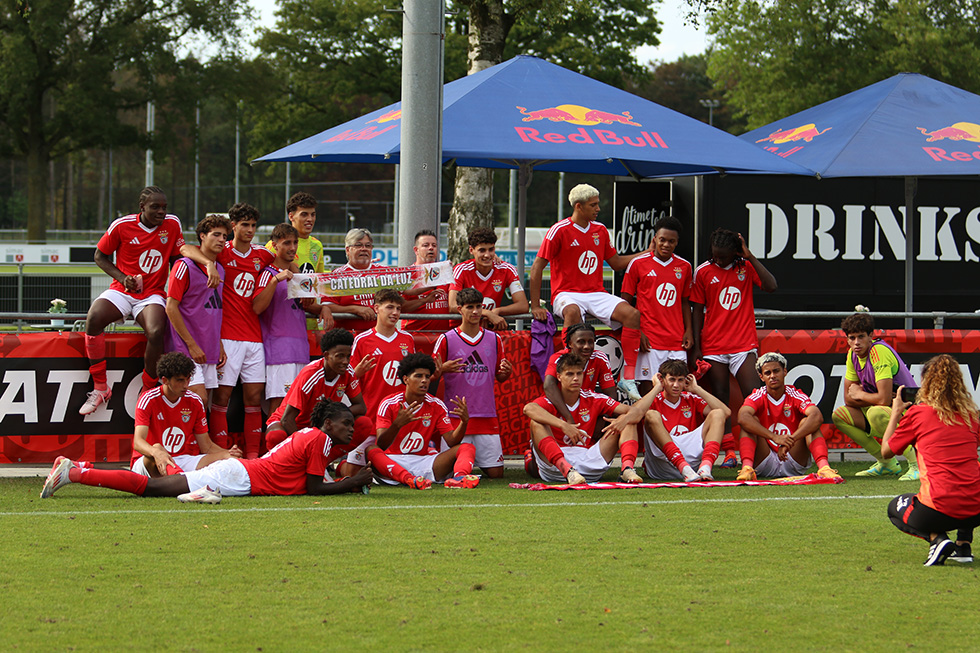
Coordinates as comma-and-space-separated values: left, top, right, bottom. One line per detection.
888, 493, 980, 542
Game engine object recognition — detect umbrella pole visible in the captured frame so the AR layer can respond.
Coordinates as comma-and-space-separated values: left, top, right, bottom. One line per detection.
517, 162, 532, 330
904, 177, 916, 329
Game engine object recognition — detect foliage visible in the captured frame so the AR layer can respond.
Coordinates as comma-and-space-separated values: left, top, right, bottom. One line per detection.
706, 0, 980, 130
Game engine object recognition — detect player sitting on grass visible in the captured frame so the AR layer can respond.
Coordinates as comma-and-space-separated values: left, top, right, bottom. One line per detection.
832, 312, 919, 480
363, 353, 479, 489
642, 359, 730, 482
736, 352, 841, 481
131, 352, 240, 478
42, 400, 373, 503
524, 353, 642, 485
882, 355, 980, 566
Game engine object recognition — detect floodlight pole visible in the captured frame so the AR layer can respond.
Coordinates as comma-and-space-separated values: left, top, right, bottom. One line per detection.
397, 0, 445, 266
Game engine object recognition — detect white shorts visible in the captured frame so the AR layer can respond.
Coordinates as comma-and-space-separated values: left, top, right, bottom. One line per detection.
130, 453, 206, 477
534, 440, 610, 483
552, 291, 626, 330
705, 349, 758, 375
635, 349, 687, 380
190, 363, 218, 390
755, 447, 809, 478
643, 425, 704, 480
376, 453, 438, 485
182, 458, 252, 496
265, 363, 306, 399
218, 339, 266, 386
345, 436, 378, 467
96, 289, 165, 320
462, 433, 504, 469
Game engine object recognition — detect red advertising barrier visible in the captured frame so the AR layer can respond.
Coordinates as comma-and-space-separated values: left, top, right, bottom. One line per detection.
4, 329, 979, 463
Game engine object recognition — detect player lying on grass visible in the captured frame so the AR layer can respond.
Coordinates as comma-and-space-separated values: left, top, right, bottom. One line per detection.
524, 353, 642, 485
131, 352, 240, 478
832, 312, 919, 480
735, 352, 841, 481
41, 400, 372, 503
882, 355, 980, 566
642, 359, 730, 482
351, 353, 480, 489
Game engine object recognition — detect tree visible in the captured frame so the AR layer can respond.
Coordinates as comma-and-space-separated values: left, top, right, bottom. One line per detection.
705, 0, 980, 130
0, 0, 247, 241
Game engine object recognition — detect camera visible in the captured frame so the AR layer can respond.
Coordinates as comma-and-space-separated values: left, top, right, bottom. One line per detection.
900, 386, 920, 403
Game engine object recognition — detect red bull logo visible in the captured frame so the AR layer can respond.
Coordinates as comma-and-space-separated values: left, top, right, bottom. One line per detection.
368, 109, 402, 124
513, 104, 668, 149
755, 123, 831, 145
918, 122, 980, 163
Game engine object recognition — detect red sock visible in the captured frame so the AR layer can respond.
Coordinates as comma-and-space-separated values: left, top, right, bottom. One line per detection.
721, 432, 737, 454
210, 404, 229, 448
265, 428, 288, 451
141, 370, 157, 394
620, 327, 641, 378
619, 439, 639, 469
72, 467, 148, 495
367, 447, 415, 485
808, 436, 830, 469
453, 442, 476, 477
739, 435, 756, 469
700, 440, 721, 468
535, 436, 571, 476
89, 360, 108, 392
244, 406, 263, 459
165, 463, 182, 475
661, 441, 687, 472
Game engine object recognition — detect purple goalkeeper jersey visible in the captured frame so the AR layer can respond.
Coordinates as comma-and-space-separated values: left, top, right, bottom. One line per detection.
259, 266, 310, 365
165, 257, 224, 364
443, 328, 499, 419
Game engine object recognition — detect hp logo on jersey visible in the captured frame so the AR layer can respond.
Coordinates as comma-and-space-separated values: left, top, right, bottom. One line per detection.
482, 297, 497, 310
669, 425, 690, 437
656, 282, 678, 308
577, 250, 599, 276
382, 361, 401, 386
718, 286, 742, 311
139, 249, 164, 274
234, 272, 256, 297
399, 431, 425, 454
161, 426, 186, 454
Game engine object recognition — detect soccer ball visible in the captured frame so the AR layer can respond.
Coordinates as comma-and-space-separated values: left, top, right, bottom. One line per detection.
594, 334, 624, 376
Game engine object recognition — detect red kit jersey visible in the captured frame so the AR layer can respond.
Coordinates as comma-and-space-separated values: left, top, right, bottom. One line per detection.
451, 260, 523, 311
267, 360, 362, 427
742, 386, 815, 449
350, 328, 416, 414
537, 218, 616, 295
217, 242, 274, 342
623, 253, 692, 350
545, 348, 615, 393
532, 390, 621, 447
132, 387, 207, 466
651, 391, 707, 436
97, 214, 186, 299
331, 262, 387, 332
376, 392, 453, 455
691, 260, 762, 356
243, 427, 332, 495
401, 283, 452, 332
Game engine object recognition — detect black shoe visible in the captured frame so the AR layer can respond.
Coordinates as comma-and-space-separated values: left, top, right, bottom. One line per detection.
949, 542, 973, 564
924, 536, 955, 566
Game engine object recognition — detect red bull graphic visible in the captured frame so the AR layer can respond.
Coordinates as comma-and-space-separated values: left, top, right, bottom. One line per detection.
514, 104, 666, 149
368, 109, 402, 124
918, 122, 980, 163
755, 123, 832, 144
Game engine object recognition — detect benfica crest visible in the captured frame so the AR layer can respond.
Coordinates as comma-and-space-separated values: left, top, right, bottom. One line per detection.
681, 405, 692, 418
783, 406, 792, 418
159, 231, 169, 244
399, 343, 409, 355
422, 417, 431, 428
336, 384, 346, 396
674, 267, 683, 280
579, 408, 591, 423
737, 269, 746, 281
180, 408, 192, 423
592, 232, 600, 246
492, 279, 503, 292
254, 260, 261, 271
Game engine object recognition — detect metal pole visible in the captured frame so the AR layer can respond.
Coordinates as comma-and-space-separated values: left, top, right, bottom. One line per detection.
145, 102, 155, 186
557, 172, 565, 220
393, 164, 400, 249
508, 169, 517, 248
234, 102, 241, 203
107, 147, 113, 221
285, 162, 291, 211
397, 0, 445, 266
516, 162, 532, 331
904, 176, 916, 329
194, 105, 200, 224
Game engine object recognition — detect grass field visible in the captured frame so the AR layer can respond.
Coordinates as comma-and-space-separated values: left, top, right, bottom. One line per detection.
3, 462, 979, 651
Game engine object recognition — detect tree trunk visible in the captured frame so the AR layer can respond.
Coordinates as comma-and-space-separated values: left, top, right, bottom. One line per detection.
97, 149, 107, 228
446, 0, 508, 264
25, 136, 48, 243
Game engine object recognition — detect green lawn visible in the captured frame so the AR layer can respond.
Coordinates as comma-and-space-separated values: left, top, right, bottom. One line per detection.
3, 462, 978, 651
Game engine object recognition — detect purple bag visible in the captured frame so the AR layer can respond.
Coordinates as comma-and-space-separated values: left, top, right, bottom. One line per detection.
530, 313, 556, 382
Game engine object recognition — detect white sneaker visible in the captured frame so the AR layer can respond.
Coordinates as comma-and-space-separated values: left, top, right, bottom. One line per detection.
79, 388, 111, 415
681, 466, 700, 482
616, 379, 642, 402
619, 467, 643, 484
565, 469, 587, 485
40, 458, 74, 498
697, 467, 714, 481
177, 485, 222, 504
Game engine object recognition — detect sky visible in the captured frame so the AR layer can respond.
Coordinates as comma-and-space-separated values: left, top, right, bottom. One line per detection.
246, 0, 710, 65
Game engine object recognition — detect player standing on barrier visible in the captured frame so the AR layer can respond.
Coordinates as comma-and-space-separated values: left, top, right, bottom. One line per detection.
736, 352, 841, 481
42, 401, 371, 503
164, 215, 230, 405
832, 312, 919, 480
449, 227, 528, 330
80, 186, 220, 415
691, 227, 777, 467
882, 355, 980, 566
402, 230, 453, 332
